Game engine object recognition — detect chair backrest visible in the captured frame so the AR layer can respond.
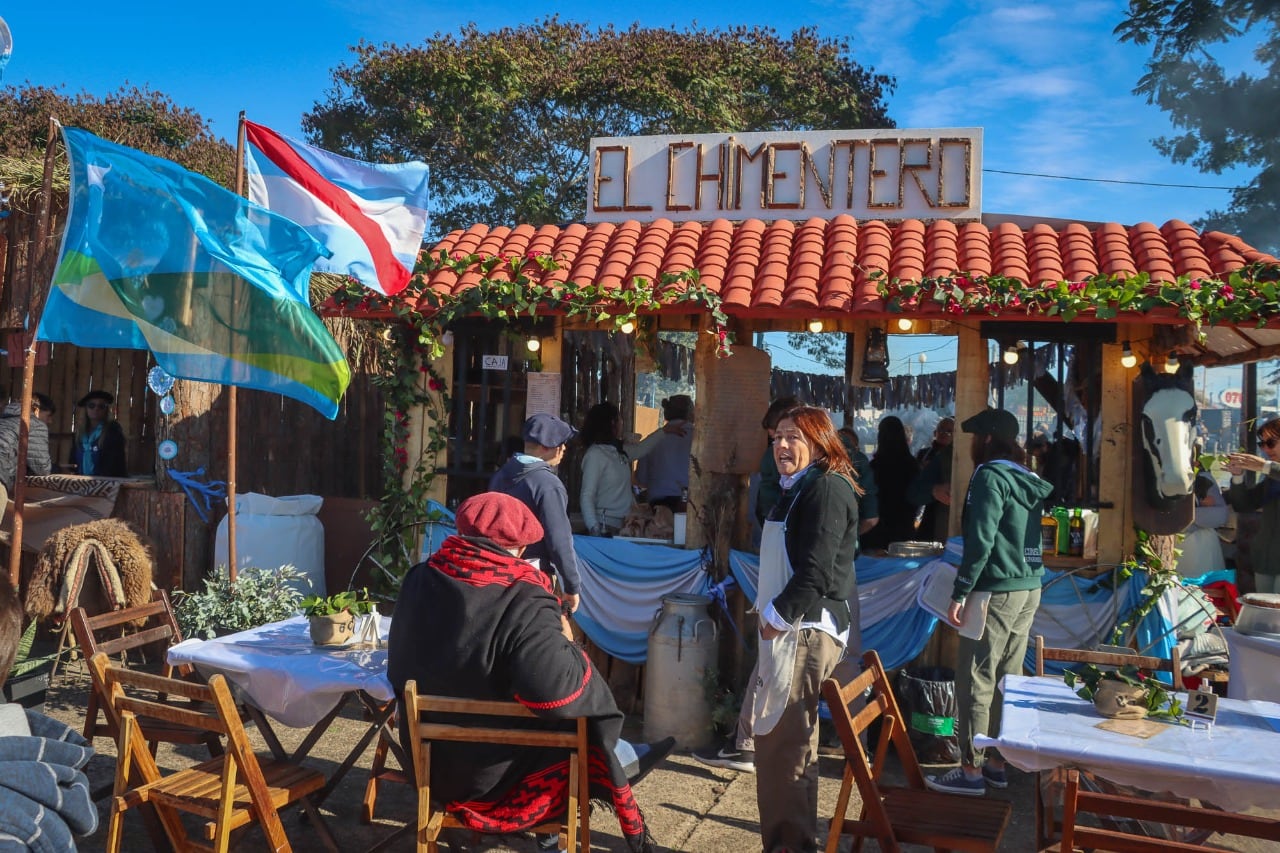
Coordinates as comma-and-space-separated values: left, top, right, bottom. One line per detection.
821, 650, 927, 821
1034, 635, 1183, 690
402, 681, 591, 851
71, 589, 188, 741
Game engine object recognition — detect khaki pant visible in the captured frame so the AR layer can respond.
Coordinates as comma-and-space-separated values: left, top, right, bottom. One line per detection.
755, 628, 843, 853
956, 587, 1041, 768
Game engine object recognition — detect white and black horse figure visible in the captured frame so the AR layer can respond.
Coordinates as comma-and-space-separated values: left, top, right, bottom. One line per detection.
1136, 362, 1198, 523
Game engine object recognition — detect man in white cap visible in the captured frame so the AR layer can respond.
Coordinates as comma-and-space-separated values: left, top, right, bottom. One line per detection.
490, 413, 583, 612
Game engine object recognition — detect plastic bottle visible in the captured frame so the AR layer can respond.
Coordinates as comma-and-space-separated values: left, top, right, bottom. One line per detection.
1040, 513, 1058, 556
1069, 507, 1085, 558
1054, 506, 1071, 556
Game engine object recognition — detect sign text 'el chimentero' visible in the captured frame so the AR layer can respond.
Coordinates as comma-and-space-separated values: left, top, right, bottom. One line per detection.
588, 128, 982, 224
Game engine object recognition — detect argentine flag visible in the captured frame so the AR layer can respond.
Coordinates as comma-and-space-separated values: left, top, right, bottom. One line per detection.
244, 120, 430, 296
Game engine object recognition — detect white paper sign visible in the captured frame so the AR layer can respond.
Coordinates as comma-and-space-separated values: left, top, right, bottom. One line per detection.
482, 354, 509, 370
526, 372, 562, 417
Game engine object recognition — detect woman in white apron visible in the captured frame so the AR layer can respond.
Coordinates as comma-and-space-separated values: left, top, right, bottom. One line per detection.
754, 405, 861, 853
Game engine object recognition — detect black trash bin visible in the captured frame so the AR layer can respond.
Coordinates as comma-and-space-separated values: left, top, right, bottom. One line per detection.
895, 666, 959, 764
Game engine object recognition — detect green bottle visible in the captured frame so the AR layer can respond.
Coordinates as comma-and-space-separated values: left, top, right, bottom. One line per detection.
1054, 506, 1071, 556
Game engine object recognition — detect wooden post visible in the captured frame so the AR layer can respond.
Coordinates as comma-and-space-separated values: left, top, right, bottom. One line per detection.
8, 117, 59, 589
224, 114, 250, 582
1098, 332, 1139, 563
948, 324, 989, 537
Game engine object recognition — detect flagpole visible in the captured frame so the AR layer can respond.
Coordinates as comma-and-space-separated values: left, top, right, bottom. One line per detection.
225, 114, 248, 584
8, 117, 59, 589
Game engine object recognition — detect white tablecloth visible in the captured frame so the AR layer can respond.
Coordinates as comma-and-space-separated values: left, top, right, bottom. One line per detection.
976, 675, 1280, 812
167, 615, 394, 728
1224, 628, 1280, 703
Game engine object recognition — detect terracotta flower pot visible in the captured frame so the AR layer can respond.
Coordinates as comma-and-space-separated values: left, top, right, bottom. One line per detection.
1092, 679, 1149, 719
308, 611, 355, 646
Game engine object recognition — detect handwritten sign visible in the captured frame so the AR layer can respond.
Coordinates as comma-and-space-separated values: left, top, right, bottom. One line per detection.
482, 354, 509, 371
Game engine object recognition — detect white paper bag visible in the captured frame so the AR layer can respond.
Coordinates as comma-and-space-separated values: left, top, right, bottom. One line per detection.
917, 559, 990, 641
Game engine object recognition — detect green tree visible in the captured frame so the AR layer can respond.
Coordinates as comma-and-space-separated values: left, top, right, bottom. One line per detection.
305, 18, 894, 234
1116, 1, 1280, 252
0, 84, 234, 195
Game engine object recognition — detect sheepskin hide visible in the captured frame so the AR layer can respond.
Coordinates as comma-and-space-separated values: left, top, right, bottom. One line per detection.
24, 518, 153, 623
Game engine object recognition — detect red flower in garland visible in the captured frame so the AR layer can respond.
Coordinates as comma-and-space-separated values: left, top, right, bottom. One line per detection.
428, 378, 444, 392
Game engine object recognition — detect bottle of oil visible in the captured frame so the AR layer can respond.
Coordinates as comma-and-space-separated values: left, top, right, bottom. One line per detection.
1040, 512, 1058, 556
1069, 507, 1085, 558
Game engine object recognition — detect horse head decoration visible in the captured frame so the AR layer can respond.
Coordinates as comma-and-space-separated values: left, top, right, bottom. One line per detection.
1137, 362, 1198, 510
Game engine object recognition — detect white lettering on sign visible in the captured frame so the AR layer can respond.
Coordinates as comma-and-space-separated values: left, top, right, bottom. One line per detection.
482, 355, 509, 371
588, 128, 982, 223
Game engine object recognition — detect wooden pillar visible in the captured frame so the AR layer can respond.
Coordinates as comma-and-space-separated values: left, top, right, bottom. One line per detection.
406, 334, 453, 507
948, 324, 989, 537
1098, 332, 1139, 563
159, 380, 222, 590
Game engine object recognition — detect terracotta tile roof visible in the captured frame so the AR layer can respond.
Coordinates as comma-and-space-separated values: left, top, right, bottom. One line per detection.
405, 215, 1277, 321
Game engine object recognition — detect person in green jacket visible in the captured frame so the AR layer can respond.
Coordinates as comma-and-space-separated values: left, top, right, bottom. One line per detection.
926, 408, 1053, 797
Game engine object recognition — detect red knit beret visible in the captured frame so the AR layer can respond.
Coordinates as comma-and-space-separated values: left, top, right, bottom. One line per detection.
455, 492, 544, 548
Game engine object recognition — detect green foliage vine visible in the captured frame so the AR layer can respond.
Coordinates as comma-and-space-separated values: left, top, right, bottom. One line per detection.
333, 250, 732, 591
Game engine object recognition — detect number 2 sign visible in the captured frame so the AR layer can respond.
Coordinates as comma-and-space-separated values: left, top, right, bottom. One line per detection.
1185, 688, 1218, 724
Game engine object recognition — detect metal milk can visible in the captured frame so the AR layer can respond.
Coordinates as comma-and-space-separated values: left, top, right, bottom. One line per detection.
643, 593, 719, 748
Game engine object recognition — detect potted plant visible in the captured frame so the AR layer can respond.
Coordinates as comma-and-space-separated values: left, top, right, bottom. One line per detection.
1064, 662, 1186, 722
3, 620, 59, 711
173, 565, 308, 640
299, 588, 376, 646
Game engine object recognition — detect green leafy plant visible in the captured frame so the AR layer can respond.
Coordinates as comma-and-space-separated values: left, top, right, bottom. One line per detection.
1063, 662, 1186, 722
702, 666, 743, 736
300, 588, 376, 618
172, 565, 308, 640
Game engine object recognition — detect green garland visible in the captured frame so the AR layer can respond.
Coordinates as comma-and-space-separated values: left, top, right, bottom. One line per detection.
875, 263, 1280, 336
333, 251, 732, 589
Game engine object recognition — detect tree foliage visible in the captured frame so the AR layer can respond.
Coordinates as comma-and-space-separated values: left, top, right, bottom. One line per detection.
1117, 1, 1280, 252
0, 84, 234, 201
305, 18, 894, 234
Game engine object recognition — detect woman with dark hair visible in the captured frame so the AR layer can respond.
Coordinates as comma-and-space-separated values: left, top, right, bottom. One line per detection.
860, 415, 920, 551
635, 395, 694, 511
579, 403, 679, 536
72, 390, 127, 477
1227, 417, 1280, 593
753, 404, 861, 853
925, 408, 1051, 797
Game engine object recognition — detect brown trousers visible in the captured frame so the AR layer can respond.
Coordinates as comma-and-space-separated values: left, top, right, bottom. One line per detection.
755, 628, 843, 853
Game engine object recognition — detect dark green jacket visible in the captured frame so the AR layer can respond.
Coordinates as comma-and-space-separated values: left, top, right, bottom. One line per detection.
953, 459, 1053, 601
1227, 462, 1280, 578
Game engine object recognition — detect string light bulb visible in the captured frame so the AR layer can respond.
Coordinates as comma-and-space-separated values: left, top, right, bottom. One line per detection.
1120, 341, 1137, 369
619, 320, 635, 335
807, 319, 824, 333
440, 330, 454, 347
896, 317, 914, 332
526, 337, 541, 352
1164, 351, 1180, 374
1002, 344, 1020, 365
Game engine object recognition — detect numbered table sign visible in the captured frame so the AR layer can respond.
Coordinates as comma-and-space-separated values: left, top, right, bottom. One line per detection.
1186, 687, 1219, 728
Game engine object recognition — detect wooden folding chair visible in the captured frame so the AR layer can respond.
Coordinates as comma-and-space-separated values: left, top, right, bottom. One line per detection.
1032, 635, 1184, 850
71, 589, 223, 756
89, 652, 338, 853
402, 680, 591, 853
821, 650, 1011, 853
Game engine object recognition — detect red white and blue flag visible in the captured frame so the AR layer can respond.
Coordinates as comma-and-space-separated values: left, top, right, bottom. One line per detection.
244, 120, 430, 296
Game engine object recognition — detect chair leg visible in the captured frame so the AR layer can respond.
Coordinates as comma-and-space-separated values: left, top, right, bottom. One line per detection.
825, 768, 853, 853
1061, 769, 1081, 852
362, 732, 390, 823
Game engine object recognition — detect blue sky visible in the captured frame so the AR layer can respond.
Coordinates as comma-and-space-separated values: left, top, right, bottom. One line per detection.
0, 1, 1256, 390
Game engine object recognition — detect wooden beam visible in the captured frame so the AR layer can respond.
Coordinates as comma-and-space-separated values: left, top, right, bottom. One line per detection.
948, 324, 988, 537
1098, 338, 1135, 563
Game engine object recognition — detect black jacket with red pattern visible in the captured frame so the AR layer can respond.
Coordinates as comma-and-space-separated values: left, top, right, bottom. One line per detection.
387, 534, 645, 842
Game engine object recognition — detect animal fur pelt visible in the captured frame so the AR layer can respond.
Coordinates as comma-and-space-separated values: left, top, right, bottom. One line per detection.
24, 518, 153, 623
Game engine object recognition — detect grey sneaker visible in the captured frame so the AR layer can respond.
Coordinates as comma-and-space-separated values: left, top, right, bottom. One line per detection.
692, 741, 755, 773
982, 763, 1008, 789
924, 766, 985, 796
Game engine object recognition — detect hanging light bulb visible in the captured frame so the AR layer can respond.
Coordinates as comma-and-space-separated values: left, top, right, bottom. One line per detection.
1120, 340, 1137, 369
1164, 351, 1180, 374
440, 330, 454, 347
808, 318, 824, 333
619, 320, 635, 335
1002, 344, 1020, 365
896, 317, 914, 332
526, 337, 541, 352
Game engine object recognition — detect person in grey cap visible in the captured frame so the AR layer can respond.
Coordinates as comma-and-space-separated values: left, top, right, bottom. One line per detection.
489, 413, 584, 612
925, 407, 1052, 797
